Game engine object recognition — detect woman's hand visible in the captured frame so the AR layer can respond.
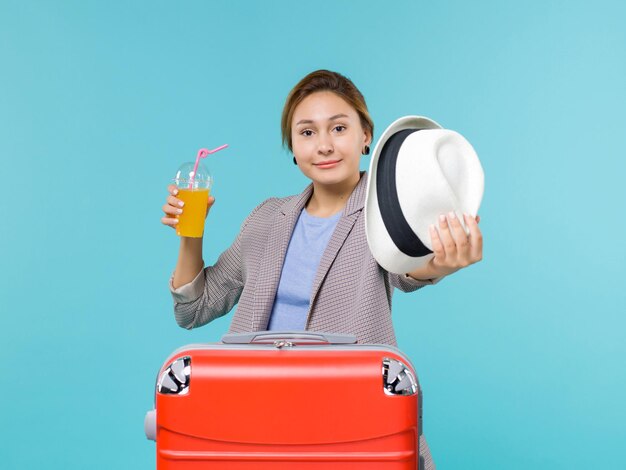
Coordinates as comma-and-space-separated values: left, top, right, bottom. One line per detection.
161, 184, 215, 229
407, 212, 483, 280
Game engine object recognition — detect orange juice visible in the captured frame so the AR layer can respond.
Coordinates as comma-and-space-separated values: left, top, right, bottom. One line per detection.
176, 188, 210, 238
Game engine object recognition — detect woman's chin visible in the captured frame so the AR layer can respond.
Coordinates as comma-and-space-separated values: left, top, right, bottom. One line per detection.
311, 170, 346, 185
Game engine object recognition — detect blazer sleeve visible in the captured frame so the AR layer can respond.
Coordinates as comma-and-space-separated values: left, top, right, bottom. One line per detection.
169, 200, 270, 329
388, 272, 443, 293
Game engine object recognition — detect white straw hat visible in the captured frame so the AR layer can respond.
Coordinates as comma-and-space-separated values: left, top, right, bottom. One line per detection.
364, 116, 484, 274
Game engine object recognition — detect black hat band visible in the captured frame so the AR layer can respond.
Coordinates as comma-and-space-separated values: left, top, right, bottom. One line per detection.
376, 129, 433, 258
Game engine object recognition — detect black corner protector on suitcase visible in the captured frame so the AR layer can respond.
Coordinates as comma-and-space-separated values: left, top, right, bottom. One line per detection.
382, 358, 418, 396
157, 356, 191, 395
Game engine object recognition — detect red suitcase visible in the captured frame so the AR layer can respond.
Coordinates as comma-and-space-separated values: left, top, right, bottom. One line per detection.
145, 331, 423, 469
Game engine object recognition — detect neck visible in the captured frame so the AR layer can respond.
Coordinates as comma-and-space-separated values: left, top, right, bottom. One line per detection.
306, 172, 361, 217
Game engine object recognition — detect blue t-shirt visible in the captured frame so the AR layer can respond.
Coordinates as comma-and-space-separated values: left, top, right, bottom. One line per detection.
267, 208, 342, 331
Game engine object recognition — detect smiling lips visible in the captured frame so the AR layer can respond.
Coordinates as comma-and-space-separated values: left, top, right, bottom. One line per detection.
314, 159, 341, 169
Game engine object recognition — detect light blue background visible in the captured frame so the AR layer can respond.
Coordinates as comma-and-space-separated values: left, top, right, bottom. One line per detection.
1, 1, 625, 468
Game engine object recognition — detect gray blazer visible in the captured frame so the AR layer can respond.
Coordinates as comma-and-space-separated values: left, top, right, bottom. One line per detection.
171, 172, 440, 346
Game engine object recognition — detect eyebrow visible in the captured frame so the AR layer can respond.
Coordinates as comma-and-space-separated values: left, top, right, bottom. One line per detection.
295, 113, 350, 126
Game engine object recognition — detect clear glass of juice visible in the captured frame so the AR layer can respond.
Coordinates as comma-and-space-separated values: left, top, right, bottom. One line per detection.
173, 162, 212, 238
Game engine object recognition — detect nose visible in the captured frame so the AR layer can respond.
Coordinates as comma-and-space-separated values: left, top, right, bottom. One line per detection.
317, 134, 334, 155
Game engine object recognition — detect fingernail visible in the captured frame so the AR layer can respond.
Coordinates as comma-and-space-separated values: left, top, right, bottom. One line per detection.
439, 214, 446, 223
172, 189, 178, 195
448, 211, 456, 219
177, 209, 183, 214
178, 201, 184, 207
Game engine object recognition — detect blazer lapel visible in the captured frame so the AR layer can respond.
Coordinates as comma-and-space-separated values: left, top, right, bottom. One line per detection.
307, 173, 368, 321
251, 184, 314, 331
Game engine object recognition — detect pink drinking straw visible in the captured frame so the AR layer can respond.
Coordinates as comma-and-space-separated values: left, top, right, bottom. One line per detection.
188, 144, 228, 189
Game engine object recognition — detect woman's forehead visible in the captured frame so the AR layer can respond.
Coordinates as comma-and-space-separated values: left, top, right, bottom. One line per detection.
293, 91, 357, 124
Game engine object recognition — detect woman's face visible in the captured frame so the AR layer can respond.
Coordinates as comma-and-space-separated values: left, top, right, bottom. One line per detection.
291, 91, 371, 187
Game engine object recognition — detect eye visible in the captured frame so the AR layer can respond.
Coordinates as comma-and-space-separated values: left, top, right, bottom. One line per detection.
333, 125, 346, 133
301, 129, 314, 137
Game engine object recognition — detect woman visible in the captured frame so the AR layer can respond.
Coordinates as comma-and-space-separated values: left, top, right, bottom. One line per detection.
161, 70, 483, 469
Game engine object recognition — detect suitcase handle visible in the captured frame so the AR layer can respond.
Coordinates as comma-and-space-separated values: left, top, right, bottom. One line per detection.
221, 331, 358, 345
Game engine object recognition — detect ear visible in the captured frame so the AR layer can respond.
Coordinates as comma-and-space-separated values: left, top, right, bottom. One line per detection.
364, 129, 372, 146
